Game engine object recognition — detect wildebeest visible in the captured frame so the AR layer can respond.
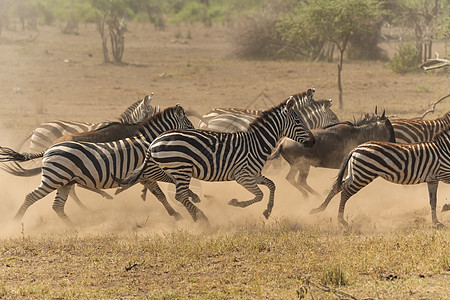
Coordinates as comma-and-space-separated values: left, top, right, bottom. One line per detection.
277, 109, 395, 198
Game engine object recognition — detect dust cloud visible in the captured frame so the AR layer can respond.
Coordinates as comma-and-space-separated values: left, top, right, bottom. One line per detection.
1, 158, 449, 239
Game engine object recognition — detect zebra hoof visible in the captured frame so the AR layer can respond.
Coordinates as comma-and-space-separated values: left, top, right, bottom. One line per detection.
309, 207, 324, 214
190, 195, 201, 203
172, 212, 183, 221
228, 199, 239, 206
263, 210, 270, 219
433, 222, 446, 230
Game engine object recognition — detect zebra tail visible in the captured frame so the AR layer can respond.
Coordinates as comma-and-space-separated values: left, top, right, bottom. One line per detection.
335, 151, 353, 191
112, 163, 146, 193
0, 146, 44, 162
267, 140, 283, 161
0, 161, 42, 176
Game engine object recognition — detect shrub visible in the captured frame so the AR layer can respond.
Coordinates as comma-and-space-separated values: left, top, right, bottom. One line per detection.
389, 44, 420, 74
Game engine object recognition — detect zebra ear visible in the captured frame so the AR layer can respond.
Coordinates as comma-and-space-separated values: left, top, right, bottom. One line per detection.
324, 99, 332, 108
175, 104, 185, 117
286, 96, 295, 111
307, 88, 315, 99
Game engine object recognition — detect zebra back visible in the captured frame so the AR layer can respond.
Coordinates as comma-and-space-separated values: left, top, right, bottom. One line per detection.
21, 96, 159, 153
391, 111, 450, 143
198, 90, 339, 132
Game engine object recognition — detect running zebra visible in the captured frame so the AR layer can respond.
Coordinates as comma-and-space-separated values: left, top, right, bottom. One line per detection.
197, 88, 340, 132
117, 93, 316, 222
391, 111, 450, 143
17, 94, 158, 152
311, 125, 450, 228
0, 105, 194, 226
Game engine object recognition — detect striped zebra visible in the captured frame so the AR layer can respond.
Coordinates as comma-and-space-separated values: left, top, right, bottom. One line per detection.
3, 94, 159, 208
117, 93, 316, 222
0, 105, 194, 226
18, 94, 158, 153
391, 111, 450, 143
197, 88, 340, 132
311, 125, 450, 228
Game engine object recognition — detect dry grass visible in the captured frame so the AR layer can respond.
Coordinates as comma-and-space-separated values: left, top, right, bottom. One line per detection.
0, 220, 449, 299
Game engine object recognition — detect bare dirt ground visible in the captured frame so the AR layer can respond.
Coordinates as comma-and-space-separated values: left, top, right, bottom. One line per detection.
0, 23, 449, 299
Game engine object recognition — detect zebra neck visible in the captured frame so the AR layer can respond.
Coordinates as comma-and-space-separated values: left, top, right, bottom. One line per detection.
137, 120, 170, 142
246, 117, 282, 156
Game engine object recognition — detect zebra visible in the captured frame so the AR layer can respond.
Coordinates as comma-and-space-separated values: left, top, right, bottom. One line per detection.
391, 111, 450, 144
310, 125, 450, 228
2, 94, 159, 208
0, 105, 194, 226
17, 94, 158, 153
116, 93, 316, 223
196, 88, 340, 132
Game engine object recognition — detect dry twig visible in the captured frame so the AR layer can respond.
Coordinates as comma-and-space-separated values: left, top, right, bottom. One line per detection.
412, 93, 450, 120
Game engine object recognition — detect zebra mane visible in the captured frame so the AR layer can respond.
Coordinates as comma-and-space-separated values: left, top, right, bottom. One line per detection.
289, 88, 315, 107
136, 105, 180, 131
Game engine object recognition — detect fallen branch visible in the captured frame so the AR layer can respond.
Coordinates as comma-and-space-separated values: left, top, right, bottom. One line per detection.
412, 93, 450, 120
421, 52, 450, 71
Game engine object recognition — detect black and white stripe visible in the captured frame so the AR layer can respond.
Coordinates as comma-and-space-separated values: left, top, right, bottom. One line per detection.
311, 125, 450, 228
391, 111, 450, 143
18, 94, 158, 153
0, 105, 193, 226
198, 89, 340, 132
147, 95, 315, 222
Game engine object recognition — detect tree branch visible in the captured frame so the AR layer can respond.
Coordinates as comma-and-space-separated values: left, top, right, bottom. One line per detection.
421, 52, 450, 71
412, 93, 450, 120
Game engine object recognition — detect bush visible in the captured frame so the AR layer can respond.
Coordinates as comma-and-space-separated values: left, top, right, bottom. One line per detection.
389, 44, 420, 74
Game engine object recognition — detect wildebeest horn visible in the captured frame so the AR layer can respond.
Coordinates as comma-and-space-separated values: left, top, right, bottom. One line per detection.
374, 106, 378, 116
381, 107, 386, 118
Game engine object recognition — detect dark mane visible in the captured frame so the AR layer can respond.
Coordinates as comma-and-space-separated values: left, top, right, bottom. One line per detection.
248, 101, 288, 128
323, 113, 379, 129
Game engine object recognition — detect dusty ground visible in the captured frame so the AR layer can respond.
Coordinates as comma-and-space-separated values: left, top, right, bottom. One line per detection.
0, 22, 449, 235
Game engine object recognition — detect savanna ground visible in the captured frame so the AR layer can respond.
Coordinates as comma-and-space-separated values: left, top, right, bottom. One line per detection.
0, 23, 449, 299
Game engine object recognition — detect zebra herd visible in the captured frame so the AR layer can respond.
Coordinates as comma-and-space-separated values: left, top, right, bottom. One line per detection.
0, 89, 449, 228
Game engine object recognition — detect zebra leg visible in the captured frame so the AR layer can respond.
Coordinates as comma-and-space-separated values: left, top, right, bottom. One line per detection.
14, 185, 54, 221
296, 164, 321, 198
143, 181, 182, 220
285, 163, 309, 198
427, 181, 444, 229
68, 186, 90, 211
255, 175, 276, 219
78, 185, 113, 200
174, 179, 208, 223
228, 173, 264, 209
310, 183, 341, 214
52, 185, 75, 228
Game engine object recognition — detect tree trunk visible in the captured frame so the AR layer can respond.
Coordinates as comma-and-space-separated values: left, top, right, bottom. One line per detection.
337, 49, 344, 109
98, 17, 110, 63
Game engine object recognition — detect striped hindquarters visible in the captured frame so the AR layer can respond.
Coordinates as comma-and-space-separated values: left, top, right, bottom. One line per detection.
343, 141, 440, 192
391, 118, 449, 144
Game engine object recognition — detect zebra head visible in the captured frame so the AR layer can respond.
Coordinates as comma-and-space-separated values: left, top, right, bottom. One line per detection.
173, 104, 195, 130
119, 94, 158, 124
284, 97, 315, 148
